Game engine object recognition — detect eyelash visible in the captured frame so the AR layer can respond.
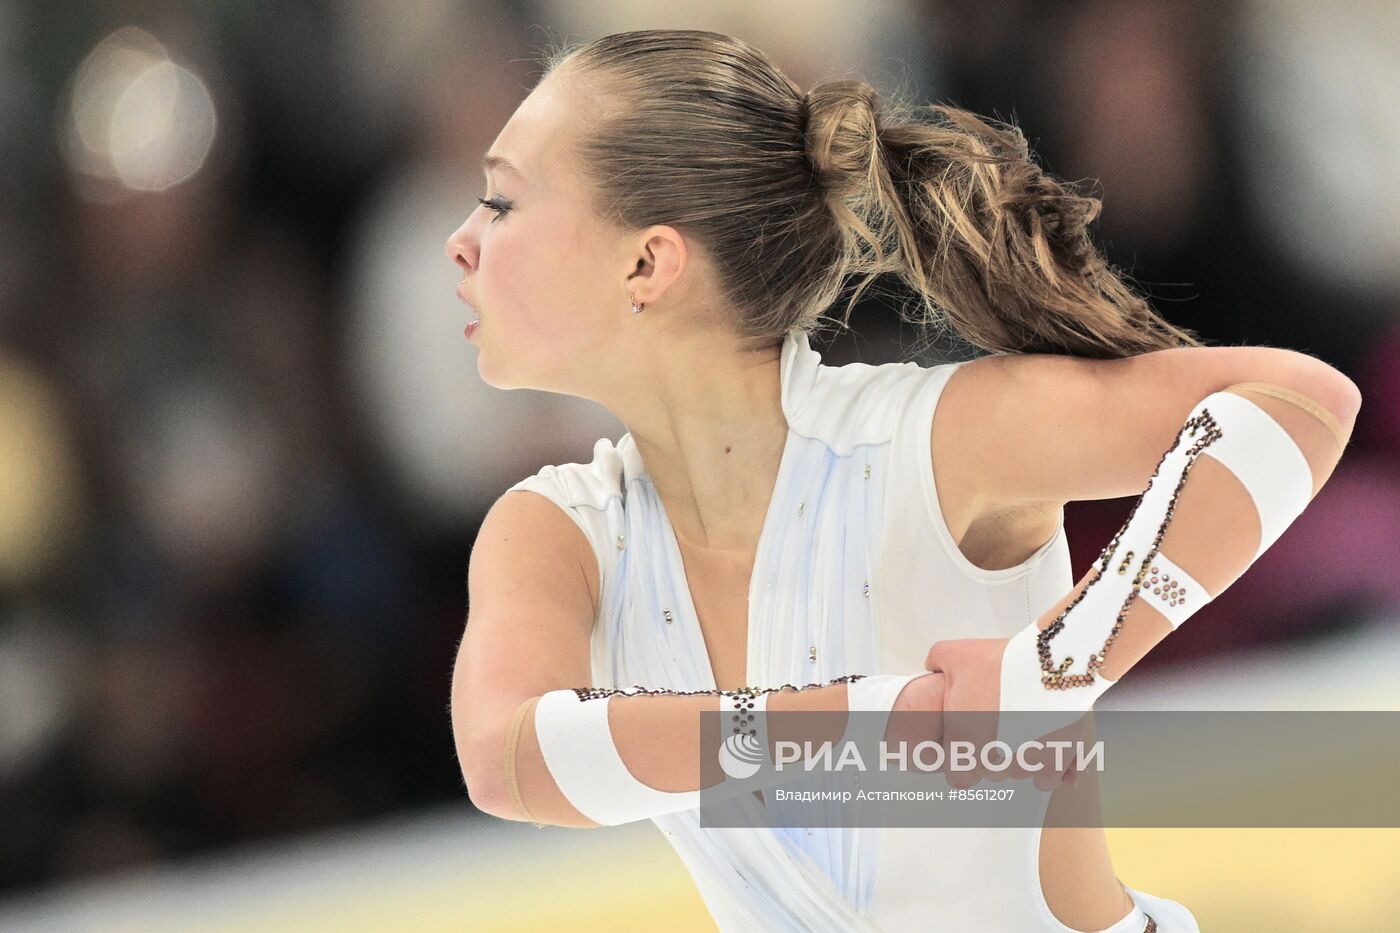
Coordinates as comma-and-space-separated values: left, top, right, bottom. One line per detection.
476, 195, 511, 222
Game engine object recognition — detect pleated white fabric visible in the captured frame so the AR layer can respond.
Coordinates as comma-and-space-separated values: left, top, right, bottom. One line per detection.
509, 330, 1199, 932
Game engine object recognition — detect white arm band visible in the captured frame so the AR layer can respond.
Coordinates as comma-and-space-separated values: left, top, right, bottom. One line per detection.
534, 686, 704, 825
838, 672, 925, 752
530, 673, 923, 826
999, 389, 1316, 720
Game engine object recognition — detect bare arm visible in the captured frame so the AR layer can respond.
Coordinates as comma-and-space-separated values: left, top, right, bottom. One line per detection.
923, 345, 1361, 761
1046, 380, 1354, 684
936, 345, 1359, 672
451, 489, 941, 828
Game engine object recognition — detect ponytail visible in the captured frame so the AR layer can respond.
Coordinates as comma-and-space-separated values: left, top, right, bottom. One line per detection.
805, 79, 1207, 358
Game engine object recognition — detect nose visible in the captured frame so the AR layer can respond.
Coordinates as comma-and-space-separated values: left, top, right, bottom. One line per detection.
443, 219, 477, 274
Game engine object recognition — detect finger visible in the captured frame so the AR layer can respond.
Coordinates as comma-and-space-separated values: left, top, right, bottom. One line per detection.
937, 715, 977, 789
924, 640, 951, 672
1033, 757, 1065, 792
942, 729, 976, 788
950, 709, 1000, 789
1001, 707, 1087, 785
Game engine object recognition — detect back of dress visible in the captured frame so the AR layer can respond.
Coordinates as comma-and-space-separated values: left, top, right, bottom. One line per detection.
508, 330, 1198, 932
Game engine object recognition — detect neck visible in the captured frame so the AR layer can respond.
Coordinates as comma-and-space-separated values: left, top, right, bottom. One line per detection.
605, 330, 787, 551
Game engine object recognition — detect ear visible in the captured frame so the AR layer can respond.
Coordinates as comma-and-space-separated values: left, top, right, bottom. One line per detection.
624, 224, 687, 306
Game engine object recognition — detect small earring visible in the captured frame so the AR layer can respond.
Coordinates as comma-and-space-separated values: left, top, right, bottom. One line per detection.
629, 294, 643, 314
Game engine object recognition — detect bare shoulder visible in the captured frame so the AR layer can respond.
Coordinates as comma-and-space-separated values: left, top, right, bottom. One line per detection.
469, 488, 601, 625
928, 355, 1068, 548
930, 344, 1357, 520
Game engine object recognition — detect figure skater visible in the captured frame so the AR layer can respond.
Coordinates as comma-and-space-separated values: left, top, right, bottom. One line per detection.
445, 29, 1359, 932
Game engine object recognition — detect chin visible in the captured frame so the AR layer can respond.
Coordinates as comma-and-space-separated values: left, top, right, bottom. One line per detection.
474, 348, 532, 391
475, 353, 512, 389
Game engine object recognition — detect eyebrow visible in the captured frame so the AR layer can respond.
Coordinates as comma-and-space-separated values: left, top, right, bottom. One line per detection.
481, 153, 525, 180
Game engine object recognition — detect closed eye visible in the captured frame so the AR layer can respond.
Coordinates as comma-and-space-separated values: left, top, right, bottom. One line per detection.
477, 195, 511, 222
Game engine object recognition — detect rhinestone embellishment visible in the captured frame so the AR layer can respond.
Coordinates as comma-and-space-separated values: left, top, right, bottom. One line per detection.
1038, 409, 1223, 690
730, 688, 757, 737
1146, 564, 1189, 607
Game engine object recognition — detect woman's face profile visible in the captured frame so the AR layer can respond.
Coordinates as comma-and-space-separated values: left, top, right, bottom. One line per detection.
444, 74, 628, 395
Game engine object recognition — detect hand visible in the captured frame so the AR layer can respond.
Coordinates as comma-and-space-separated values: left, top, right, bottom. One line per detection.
924, 637, 1089, 790
886, 671, 947, 751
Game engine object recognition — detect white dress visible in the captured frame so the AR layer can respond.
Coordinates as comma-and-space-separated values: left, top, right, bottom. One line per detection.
509, 330, 1201, 932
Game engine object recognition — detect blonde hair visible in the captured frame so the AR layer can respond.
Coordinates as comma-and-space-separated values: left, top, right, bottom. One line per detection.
541, 29, 1207, 358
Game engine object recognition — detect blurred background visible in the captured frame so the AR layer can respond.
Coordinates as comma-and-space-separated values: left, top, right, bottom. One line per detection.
0, 1, 1397, 930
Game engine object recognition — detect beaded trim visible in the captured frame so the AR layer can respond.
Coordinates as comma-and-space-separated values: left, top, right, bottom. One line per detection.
569, 673, 869, 703
1038, 409, 1223, 690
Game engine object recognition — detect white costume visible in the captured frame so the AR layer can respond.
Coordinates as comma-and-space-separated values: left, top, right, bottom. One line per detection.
511, 330, 1201, 931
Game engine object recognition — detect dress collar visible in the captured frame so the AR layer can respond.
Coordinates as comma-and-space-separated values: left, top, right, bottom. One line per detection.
779, 328, 822, 423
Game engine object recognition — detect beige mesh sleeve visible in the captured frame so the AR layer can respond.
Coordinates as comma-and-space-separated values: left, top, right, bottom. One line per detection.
1228, 381, 1349, 450
504, 694, 547, 829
